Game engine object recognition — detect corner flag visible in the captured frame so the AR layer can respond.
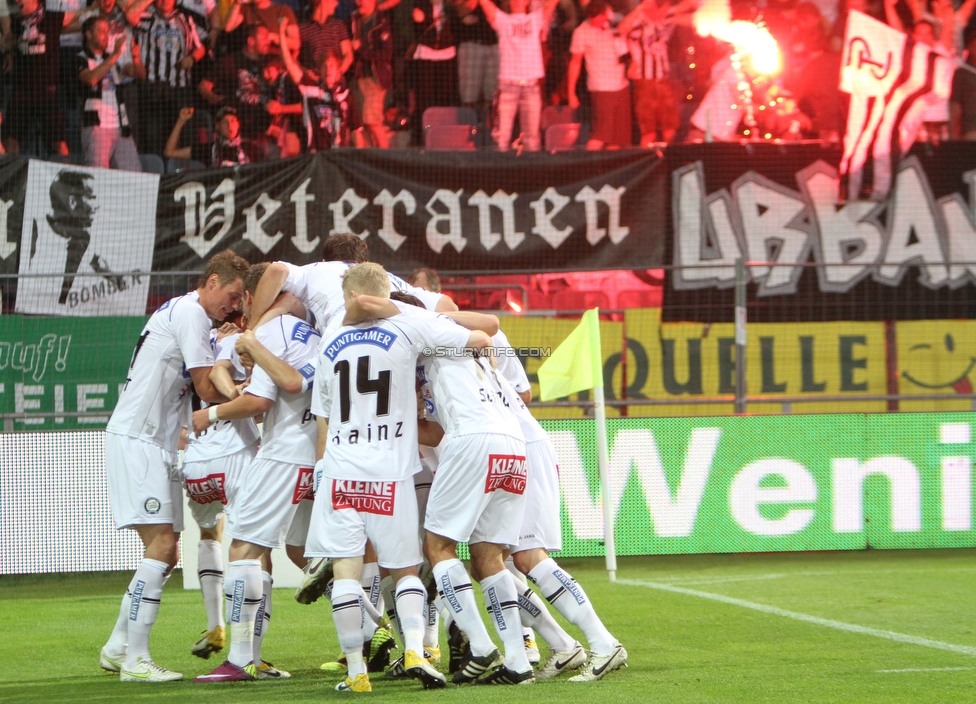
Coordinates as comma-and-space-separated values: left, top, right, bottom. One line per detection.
537, 308, 603, 401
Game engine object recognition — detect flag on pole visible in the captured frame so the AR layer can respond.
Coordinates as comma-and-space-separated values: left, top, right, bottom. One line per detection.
537, 308, 603, 401
839, 10, 955, 201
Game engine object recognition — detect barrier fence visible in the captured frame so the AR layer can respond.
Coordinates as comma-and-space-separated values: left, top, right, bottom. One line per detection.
4, 412, 975, 574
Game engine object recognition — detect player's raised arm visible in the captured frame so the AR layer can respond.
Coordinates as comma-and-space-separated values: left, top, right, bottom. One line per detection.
209, 359, 241, 400
443, 311, 499, 335
235, 329, 307, 394
249, 262, 291, 326
192, 392, 271, 435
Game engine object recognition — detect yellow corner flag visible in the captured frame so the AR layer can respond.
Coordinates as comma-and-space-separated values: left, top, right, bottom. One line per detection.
537, 308, 603, 402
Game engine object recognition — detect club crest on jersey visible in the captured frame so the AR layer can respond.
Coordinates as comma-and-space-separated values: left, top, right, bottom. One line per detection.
324, 327, 397, 361
185, 473, 227, 505
485, 454, 527, 495
292, 467, 315, 504
331, 479, 396, 515
291, 321, 320, 344
144, 497, 161, 514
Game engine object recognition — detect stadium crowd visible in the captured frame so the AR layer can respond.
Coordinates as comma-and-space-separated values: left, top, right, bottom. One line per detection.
98, 238, 628, 688
1, 0, 976, 165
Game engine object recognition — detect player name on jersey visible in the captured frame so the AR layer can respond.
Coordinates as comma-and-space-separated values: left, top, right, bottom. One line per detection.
331, 479, 396, 515
485, 454, 527, 495
185, 473, 227, 504
331, 421, 405, 446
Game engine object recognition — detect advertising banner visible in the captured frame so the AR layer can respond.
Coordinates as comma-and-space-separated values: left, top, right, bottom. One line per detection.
0, 315, 148, 430
546, 413, 976, 557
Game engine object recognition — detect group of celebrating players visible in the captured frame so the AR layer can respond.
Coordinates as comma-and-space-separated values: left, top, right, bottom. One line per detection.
99, 235, 627, 690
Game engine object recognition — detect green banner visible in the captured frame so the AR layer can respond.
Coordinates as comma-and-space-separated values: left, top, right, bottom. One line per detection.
0, 316, 148, 430
542, 413, 976, 556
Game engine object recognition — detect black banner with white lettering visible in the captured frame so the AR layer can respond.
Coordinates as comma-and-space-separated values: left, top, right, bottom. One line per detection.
153, 150, 667, 276
664, 142, 976, 322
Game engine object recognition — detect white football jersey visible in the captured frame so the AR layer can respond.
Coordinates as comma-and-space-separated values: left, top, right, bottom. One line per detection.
491, 359, 547, 444
398, 304, 522, 441
183, 333, 260, 463
280, 260, 445, 335
493, 329, 531, 394
247, 315, 321, 466
314, 313, 470, 482
107, 291, 214, 451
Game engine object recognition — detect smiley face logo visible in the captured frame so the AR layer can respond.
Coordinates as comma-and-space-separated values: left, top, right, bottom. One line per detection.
901, 331, 976, 394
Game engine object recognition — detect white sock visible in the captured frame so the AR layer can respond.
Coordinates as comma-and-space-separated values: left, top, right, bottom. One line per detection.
361, 590, 380, 641
124, 558, 168, 669
480, 570, 531, 673
434, 593, 454, 632
506, 557, 576, 651
361, 562, 383, 613
198, 540, 225, 632
105, 579, 134, 655
332, 579, 366, 677
394, 576, 426, 655
432, 558, 495, 657
529, 558, 616, 655
380, 575, 401, 644
252, 571, 273, 665
423, 601, 440, 649
224, 559, 262, 667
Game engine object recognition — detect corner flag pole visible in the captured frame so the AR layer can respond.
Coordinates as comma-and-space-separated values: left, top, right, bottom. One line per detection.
593, 382, 617, 582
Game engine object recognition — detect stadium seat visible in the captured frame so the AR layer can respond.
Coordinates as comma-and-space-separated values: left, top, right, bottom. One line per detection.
422, 106, 478, 130
616, 288, 662, 309
545, 123, 581, 152
166, 158, 207, 174
424, 124, 477, 151
540, 105, 575, 131
139, 153, 165, 175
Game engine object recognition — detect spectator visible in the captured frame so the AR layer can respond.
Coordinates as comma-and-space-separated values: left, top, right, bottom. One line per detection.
4, 0, 67, 158
543, 0, 577, 105
59, 0, 87, 164
239, 0, 298, 55
951, 29, 976, 139
77, 16, 144, 169
198, 23, 272, 153
411, 0, 459, 143
617, 0, 684, 145
281, 20, 355, 148
410, 266, 441, 291
132, 0, 206, 155
69, 0, 142, 148
454, 0, 497, 127
299, 0, 353, 76
351, 0, 393, 147
263, 56, 303, 156
567, 0, 632, 149
165, 104, 259, 164
478, 0, 559, 151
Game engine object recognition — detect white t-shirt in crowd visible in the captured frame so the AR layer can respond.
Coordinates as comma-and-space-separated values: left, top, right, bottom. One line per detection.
570, 20, 629, 92
107, 291, 214, 450
492, 9, 546, 82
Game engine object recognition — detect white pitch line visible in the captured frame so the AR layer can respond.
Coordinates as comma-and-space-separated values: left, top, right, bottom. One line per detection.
660, 574, 790, 586
619, 579, 976, 657
877, 668, 975, 673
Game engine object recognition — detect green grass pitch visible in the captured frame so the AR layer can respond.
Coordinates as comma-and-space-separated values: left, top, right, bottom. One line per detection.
3, 550, 976, 703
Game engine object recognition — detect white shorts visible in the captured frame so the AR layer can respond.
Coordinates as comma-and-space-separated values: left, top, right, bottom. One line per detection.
227, 457, 315, 549
105, 433, 184, 532
306, 476, 423, 570
286, 498, 313, 547
182, 444, 257, 530
425, 433, 526, 547
514, 438, 563, 553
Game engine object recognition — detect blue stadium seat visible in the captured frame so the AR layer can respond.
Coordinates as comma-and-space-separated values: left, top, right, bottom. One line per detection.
139, 153, 165, 175
166, 158, 207, 174
424, 124, 477, 151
